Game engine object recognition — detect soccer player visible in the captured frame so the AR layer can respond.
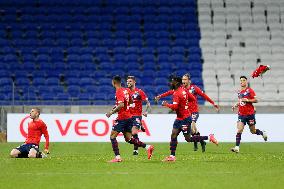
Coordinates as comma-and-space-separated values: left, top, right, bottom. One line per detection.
161, 76, 218, 162
126, 76, 151, 155
10, 108, 49, 158
106, 75, 154, 163
231, 76, 267, 153
155, 73, 219, 152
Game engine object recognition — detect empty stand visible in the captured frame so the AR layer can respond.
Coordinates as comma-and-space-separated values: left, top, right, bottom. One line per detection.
0, 0, 203, 105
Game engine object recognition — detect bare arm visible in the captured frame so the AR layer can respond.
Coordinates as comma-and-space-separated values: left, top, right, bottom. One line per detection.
106, 102, 124, 118
142, 99, 151, 117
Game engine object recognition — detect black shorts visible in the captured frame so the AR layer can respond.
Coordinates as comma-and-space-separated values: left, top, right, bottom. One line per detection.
112, 118, 133, 133
191, 112, 199, 122
132, 116, 143, 130
173, 117, 192, 135
238, 114, 256, 126
16, 143, 39, 157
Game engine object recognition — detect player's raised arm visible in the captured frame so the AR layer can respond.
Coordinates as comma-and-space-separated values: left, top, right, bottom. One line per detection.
155, 90, 174, 101
195, 86, 219, 111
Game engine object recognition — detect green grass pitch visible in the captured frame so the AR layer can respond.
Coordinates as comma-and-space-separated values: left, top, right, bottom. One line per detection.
0, 142, 283, 189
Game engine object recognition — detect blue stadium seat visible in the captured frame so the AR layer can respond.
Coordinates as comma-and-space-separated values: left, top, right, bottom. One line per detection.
127, 62, 141, 70
50, 86, 65, 94
45, 77, 60, 85
80, 77, 94, 86
85, 85, 98, 94
56, 93, 71, 101
16, 78, 30, 86
66, 77, 80, 85
1, 0, 202, 105
155, 77, 169, 85
94, 93, 108, 101
67, 85, 81, 97
126, 47, 139, 54
98, 86, 114, 94
99, 62, 113, 71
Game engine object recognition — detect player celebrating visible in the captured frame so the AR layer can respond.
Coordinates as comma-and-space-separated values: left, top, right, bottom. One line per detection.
10, 108, 49, 158
231, 76, 267, 153
155, 73, 219, 152
106, 76, 154, 163
126, 76, 151, 155
161, 76, 218, 162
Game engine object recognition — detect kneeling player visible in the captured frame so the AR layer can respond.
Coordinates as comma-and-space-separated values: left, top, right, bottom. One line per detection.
10, 108, 49, 158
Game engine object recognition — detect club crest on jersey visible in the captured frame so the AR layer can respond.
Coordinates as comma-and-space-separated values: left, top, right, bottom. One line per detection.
189, 86, 195, 94
132, 92, 141, 100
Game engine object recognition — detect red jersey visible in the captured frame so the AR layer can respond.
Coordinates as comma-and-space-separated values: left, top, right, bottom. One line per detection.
159, 84, 216, 113
115, 87, 132, 120
237, 87, 256, 116
164, 87, 195, 120
187, 84, 215, 113
129, 87, 148, 116
25, 119, 49, 150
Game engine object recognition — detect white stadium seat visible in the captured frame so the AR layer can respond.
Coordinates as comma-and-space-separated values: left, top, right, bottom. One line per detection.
198, 0, 284, 105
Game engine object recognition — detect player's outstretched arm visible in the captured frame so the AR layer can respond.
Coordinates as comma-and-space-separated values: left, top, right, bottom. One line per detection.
162, 101, 178, 110
195, 86, 219, 111
155, 90, 174, 102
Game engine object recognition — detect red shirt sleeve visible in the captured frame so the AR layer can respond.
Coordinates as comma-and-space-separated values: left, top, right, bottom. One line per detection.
158, 90, 174, 98
195, 86, 216, 105
41, 121, 49, 150
165, 92, 179, 110
249, 88, 256, 98
139, 89, 147, 101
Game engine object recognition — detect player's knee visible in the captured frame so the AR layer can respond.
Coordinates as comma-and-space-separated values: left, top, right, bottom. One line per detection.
10, 149, 18, 158
28, 149, 37, 158
250, 129, 256, 134
171, 133, 178, 138
184, 136, 191, 142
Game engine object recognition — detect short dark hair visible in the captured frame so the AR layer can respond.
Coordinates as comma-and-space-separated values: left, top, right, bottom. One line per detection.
240, 76, 247, 80
172, 76, 182, 86
183, 73, 191, 79
112, 75, 122, 83
127, 75, 136, 81
33, 107, 41, 115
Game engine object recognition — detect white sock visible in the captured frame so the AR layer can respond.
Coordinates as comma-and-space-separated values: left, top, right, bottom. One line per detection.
170, 155, 175, 158
115, 155, 121, 159
133, 150, 138, 153
145, 145, 150, 150
235, 146, 239, 150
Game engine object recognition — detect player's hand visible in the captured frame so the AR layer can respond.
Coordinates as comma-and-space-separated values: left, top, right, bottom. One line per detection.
162, 101, 168, 106
214, 104, 220, 112
232, 104, 237, 112
142, 112, 148, 117
154, 96, 160, 102
44, 149, 50, 154
106, 112, 112, 118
